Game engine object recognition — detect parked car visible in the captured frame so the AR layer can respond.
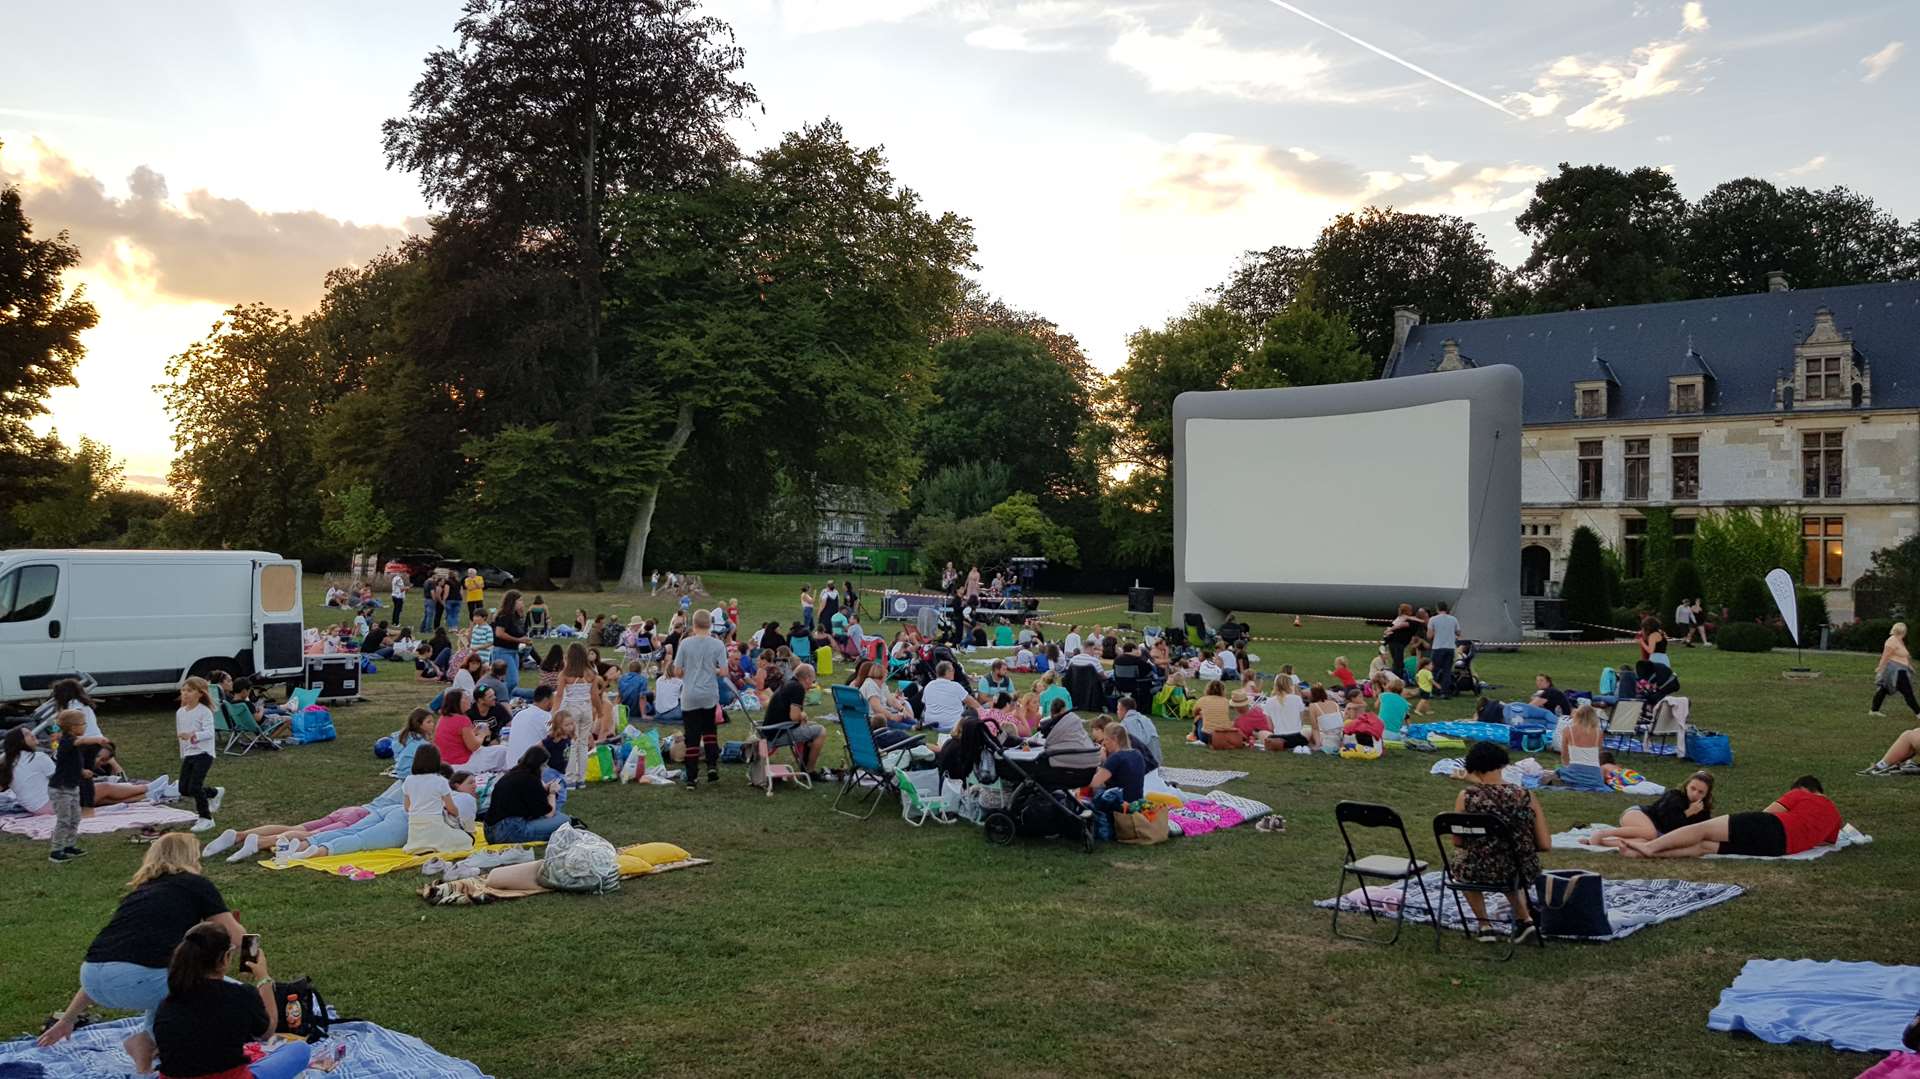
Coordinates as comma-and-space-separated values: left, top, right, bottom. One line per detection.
433, 560, 517, 589
382, 551, 443, 581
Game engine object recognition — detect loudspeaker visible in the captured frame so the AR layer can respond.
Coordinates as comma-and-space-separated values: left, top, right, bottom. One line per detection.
1532, 598, 1569, 632
303, 655, 360, 703
1127, 586, 1155, 615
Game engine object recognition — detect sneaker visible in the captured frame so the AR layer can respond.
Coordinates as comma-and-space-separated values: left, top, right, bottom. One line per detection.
705, 770, 720, 785
62, 846, 87, 858
190, 817, 216, 833
207, 787, 226, 814
1869, 711, 1888, 718
49, 849, 74, 863
224, 835, 261, 863
1858, 762, 1899, 777
203, 828, 239, 857
1901, 762, 1920, 775
420, 858, 451, 876
1512, 922, 1539, 945
442, 863, 480, 882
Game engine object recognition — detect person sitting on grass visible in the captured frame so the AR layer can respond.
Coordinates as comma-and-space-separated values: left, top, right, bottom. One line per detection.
982, 659, 1014, 696
402, 746, 478, 855
1587, 770, 1716, 848
1231, 687, 1271, 742
152, 921, 323, 1079
1090, 723, 1149, 804
1542, 702, 1606, 790
483, 746, 570, 844
1450, 740, 1550, 943
432, 689, 480, 767
1192, 679, 1232, 746
37, 833, 244, 1074
1859, 724, 1920, 777
1328, 656, 1359, 693
1339, 697, 1384, 759
1623, 775, 1840, 859
1259, 676, 1311, 751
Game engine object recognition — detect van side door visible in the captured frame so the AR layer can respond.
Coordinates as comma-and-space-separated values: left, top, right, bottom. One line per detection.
253, 559, 305, 678
0, 560, 71, 700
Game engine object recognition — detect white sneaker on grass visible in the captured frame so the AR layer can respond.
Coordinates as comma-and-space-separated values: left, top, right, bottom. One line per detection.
225, 834, 261, 863
191, 817, 217, 833
207, 787, 226, 814
1858, 761, 1898, 777
202, 829, 239, 856
1869, 710, 1888, 718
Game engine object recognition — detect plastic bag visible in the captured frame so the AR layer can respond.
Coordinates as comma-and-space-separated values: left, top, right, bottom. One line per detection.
536, 824, 622, 894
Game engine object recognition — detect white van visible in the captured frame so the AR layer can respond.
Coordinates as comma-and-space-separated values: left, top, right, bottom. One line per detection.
0, 549, 306, 704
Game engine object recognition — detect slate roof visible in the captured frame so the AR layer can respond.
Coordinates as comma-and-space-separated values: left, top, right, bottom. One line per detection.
1385, 280, 1920, 423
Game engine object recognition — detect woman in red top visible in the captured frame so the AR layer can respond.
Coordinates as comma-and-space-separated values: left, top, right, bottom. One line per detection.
1623, 775, 1840, 859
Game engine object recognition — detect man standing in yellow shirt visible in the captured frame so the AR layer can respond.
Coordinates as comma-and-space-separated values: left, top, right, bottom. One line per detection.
464, 567, 486, 621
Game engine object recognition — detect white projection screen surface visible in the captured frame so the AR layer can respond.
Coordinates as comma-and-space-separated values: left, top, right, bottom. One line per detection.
1173, 366, 1523, 642
1183, 401, 1470, 589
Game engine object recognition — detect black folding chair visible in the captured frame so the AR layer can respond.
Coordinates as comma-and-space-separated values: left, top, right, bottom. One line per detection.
1332, 801, 1434, 945
1431, 812, 1546, 961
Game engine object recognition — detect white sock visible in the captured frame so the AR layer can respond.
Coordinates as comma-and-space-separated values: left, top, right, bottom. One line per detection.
225, 834, 261, 863
202, 829, 238, 856
1880, 759, 1894, 769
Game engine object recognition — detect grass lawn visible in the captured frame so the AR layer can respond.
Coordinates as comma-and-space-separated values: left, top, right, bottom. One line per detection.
4, 570, 1916, 1077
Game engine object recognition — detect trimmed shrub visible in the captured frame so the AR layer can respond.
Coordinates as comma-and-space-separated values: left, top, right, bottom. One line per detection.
1795, 590, 1830, 645
1609, 607, 1647, 635
1715, 621, 1776, 653
1562, 527, 1612, 640
1831, 618, 1896, 653
1730, 577, 1771, 623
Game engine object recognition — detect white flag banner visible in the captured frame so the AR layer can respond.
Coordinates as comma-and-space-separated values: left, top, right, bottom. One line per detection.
1765, 568, 1799, 645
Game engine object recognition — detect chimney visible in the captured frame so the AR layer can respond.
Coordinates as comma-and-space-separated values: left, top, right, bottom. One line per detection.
1767, 269, 1790, 293
1441, 339, 1461, 368
1392, 305, 1420, 353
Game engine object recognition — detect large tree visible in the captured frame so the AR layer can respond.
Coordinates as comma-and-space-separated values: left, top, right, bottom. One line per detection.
1681, 179, 1919, 297
1516, 163, 1688, 311
1308, 208, 1499, 368
0, 166, 99, 534
602, 121, 974, 588
383, 0, 757, 588
161, 304, 328, 557
922, 330, 1091, 503
1210, 244, 1311, 328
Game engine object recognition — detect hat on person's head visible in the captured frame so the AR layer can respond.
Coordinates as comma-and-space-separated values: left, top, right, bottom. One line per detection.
629, 616, 645, 627
1229, 689, 1251, 709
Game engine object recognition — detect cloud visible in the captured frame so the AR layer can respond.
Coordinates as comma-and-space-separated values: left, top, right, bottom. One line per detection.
1861, 41, 1905, 82
770, 0, 942, 34
1109, 18, 1334, 100
1127, 133, 1543, 219
1, 139, 412, 311
1782, 153, 1828, 177
962, 0, 1102, 52
1504, 8, 1704, 131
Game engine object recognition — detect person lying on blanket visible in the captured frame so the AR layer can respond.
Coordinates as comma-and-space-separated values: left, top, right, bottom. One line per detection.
1857, 725, 1920, 777
1622, 775, 1839, 859
275, 753, 479, 861
1586, 770, 1716, 848
201, 777, 405, 863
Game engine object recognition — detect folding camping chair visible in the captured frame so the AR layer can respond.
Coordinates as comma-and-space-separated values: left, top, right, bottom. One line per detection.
743, 702, 812, 798
1431, 812, 1545, 961
1606, 700, 1646, 739
1331, 801, 1433, 945
829, 684, 924, 819
1645, 697, 1688, 755
286, 685, 320, 714
219, 701, 281, 755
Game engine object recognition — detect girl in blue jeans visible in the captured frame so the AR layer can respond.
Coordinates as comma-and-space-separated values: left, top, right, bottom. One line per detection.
483, 747, 569, 844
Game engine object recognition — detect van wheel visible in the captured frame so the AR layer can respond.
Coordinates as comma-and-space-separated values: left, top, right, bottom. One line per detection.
185, 659, 228, 683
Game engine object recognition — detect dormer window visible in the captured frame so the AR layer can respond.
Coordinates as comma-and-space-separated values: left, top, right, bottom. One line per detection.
1671, 378, 1702, 414
1574, 380, 1609, 419
1791, 307, 1870, 410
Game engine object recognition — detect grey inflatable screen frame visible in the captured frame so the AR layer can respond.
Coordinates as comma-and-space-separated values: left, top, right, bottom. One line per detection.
1173, 365, 1524, 642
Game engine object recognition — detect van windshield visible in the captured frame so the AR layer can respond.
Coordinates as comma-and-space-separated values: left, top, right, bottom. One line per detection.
0, 565, 58, 623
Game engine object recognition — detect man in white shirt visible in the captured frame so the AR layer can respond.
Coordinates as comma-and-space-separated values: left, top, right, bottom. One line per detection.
391, 571, 409, 627
1063, 627, 1083, 656
918, 661, 972, 732
1068, 647, 1103, 670
505, 685, 554, 768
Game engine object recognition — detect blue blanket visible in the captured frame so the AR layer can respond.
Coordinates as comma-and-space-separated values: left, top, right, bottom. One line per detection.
1708, 959, 1920, 1052
0, 1018, 491, 1078
1315, 872, 1743, 941
1405, 721, 1511, 744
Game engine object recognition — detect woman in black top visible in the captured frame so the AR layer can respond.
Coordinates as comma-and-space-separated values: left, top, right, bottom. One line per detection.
484, 747, 569, 844
152, 921, 310, 1078
37, 833, 244, 1073
1589, 770, 1716, 849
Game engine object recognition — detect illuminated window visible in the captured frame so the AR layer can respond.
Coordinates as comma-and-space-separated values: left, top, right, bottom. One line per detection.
1801, 516, 1844, 587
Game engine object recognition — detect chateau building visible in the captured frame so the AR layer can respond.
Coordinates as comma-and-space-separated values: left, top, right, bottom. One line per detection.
1385, 276, 1920, 622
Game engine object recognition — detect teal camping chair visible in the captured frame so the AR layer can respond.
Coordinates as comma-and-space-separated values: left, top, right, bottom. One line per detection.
829, 684, 924, 819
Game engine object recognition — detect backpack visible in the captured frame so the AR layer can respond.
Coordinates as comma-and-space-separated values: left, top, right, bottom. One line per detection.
271, 976, 335, 1042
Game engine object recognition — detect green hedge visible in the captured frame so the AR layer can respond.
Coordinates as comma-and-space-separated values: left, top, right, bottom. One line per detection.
1715, 621, 1777, 653
1832, 618, 1896, 653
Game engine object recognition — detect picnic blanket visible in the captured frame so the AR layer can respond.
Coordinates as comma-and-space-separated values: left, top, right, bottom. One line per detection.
1862, 1054, 1920, 1078
429, 844, 709, 904
0, 803, 197, 840
1603, 733, 1681, 757
1708, 959, 1920, 1052
260, 841, 542, 877
1406, 720, 1510, 744
1553, 822, 1872, 860
1158, 767, 1248, 789
1314, 873, 1743, 941
1168, 792, 1271, 838
0, 1017, 490, 1078
1426, 757, 1665, 796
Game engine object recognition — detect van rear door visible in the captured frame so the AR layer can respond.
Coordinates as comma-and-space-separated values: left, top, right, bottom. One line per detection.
252, 559, 305, 678
0, 558, 71, 701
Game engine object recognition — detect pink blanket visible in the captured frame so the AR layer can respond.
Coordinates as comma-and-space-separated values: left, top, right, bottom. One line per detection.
1, 803, 197, 840
1862, 1054, 1920, 1078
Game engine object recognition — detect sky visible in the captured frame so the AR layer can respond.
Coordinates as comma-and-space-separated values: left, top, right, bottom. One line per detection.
3, 0, 1916, 487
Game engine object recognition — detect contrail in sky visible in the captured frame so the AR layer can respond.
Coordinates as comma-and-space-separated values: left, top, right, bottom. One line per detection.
1256, 0, 1520, 119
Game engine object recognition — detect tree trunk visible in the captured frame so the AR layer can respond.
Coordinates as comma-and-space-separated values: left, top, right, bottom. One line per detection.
617, 403, 696, 591
570, 92, 604, 594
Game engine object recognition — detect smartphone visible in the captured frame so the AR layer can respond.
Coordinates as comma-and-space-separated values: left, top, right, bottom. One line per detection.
239, 934, 260, 966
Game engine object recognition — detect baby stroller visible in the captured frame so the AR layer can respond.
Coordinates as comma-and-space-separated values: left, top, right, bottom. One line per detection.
1451, 640, 1486, 696
976, 738, 1096, 854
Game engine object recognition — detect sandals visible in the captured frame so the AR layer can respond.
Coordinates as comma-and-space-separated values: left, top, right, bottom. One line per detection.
334, 866, 376, 882
1254, 816, 1288, 833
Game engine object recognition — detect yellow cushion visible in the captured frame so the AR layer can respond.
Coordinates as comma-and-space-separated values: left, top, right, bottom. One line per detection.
622, 841, 691, 865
